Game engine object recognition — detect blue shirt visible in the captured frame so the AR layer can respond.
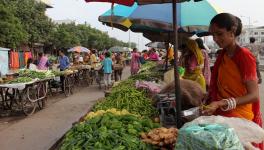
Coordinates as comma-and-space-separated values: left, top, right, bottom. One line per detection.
59, 55, 70, 71
102, 57, 112, 73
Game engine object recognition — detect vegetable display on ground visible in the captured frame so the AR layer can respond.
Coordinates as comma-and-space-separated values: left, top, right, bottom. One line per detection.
60, 111, 160, 150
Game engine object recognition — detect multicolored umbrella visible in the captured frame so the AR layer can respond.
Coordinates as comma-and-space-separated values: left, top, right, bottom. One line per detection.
67, 46, 90, 53
99, 1, 222, 34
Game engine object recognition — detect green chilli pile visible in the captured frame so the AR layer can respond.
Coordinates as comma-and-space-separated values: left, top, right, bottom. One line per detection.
93, 84, 157, 117
60, 112, 160, 150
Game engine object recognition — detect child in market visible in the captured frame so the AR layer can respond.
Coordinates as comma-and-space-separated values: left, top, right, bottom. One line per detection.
102, 52, 113, 90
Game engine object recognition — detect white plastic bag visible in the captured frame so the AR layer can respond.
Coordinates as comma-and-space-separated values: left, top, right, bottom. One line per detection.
187, 116, 264, 150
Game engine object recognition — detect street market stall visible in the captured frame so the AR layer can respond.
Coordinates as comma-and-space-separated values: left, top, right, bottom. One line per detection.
51, 61, 264, 150
0, 77, 49, 115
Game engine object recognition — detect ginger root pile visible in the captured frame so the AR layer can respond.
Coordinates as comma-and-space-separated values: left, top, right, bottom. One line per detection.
141, 127, 178, 147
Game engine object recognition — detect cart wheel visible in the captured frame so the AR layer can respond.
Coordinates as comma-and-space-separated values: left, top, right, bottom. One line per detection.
21, 99, 37, 116
70, 76, 75, 94
37, 98, 46, 109
4, 88, 14, 109
22, 87, 37, 115
96, 77, 101, 89
84, 71, 90, 87
64, 77, 71, 97
37, 82, 47, 109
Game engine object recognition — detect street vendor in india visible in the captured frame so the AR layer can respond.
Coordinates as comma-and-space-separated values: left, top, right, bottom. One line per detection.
202, 13, 263, 149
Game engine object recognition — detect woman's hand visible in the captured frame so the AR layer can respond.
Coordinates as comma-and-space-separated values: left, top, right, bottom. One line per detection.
201, 101, 225, 115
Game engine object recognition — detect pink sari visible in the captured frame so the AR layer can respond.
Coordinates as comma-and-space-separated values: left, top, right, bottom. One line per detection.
130, 52, 140, 75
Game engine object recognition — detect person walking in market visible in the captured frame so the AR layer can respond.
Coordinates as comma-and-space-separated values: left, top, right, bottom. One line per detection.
130, 48, 141, 75
195, 38, 211, 90
90, 49, 98, 68
113, 52, 124, 81
181, 39, 206, 92
202, 13, 263, 150
58, 50, 70, 92
245, 37, 262, 84
102, 52, 113, 90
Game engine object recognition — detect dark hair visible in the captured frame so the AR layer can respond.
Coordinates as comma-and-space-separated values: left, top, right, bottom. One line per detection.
133, 48, 137, 52
250, 37, 255, 43
210, 13, 242, 37
26, 58, 33, 69
195, 38, 205, 49
38, 52, 43, 57
105, 52, 110, 57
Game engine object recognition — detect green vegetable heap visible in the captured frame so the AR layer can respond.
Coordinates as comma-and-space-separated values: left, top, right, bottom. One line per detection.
8, 77, 32, 84
19, 70, 54, 79
60, 112, 160, 150
93, 80, 157, 117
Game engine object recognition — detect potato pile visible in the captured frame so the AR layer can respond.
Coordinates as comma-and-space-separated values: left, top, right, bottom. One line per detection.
141, 127, 178, 147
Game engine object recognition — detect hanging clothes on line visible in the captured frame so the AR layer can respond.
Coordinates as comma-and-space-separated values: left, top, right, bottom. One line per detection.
19, 51, 25, 68
10, 51, 20, 69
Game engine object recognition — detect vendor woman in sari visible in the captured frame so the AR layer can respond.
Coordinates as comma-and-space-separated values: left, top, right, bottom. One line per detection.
202, 13, 263, 149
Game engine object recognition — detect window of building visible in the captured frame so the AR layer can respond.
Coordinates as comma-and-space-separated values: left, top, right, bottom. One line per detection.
261, 38, 264, 43
261, 32, 264, 35
254, 32, 258, 35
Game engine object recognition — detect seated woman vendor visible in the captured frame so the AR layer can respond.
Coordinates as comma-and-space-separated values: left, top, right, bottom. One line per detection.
202, 13, 263, 149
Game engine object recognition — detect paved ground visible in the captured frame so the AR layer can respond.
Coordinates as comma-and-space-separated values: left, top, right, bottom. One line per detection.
0, 67, 131, 150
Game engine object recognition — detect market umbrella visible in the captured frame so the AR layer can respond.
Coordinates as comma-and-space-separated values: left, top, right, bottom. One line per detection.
108, 46, 131, 52
67, 46, 90, 53
99, 1, 222, 34
145, 42, 166, 49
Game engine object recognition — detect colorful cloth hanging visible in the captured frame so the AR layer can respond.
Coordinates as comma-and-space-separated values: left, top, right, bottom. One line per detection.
19, 51, 25, 68
10, 51, 20, 69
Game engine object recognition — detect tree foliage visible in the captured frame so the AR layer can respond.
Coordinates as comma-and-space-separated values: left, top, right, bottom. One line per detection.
0, 2, 27, 48
0, 0, 133, 50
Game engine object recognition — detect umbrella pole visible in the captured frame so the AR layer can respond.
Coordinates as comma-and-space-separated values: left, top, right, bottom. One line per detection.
165, 33, 170, 71
172, 0, 182, 128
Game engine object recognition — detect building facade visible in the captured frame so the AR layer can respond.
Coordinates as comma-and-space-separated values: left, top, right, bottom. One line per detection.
239, 26, 264, 45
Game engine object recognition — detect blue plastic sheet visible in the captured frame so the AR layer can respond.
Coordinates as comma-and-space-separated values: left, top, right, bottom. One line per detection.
175, 123, 244, 150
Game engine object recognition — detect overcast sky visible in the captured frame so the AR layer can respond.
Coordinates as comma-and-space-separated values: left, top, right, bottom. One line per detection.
46, 0, 264, 50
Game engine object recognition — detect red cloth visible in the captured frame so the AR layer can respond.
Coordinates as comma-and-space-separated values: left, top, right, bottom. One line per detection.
85, 0, 134, 6
209, 45, 263, 149
10, 51, 20, 69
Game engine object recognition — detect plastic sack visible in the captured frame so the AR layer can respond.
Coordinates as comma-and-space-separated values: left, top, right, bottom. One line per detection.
175, 123, 244, 150
135, 80, 161, 94
187, 116, 264, 150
